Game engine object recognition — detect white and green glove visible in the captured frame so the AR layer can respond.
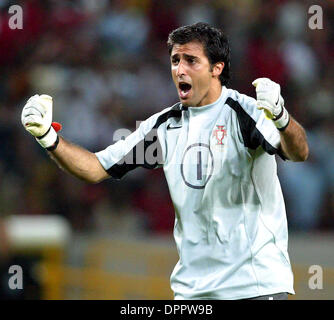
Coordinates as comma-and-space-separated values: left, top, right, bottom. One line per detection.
252, 78, 290, 131
21, 94, 62, 150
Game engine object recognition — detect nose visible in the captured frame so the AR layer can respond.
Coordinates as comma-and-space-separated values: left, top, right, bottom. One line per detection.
176, 60, 186, 77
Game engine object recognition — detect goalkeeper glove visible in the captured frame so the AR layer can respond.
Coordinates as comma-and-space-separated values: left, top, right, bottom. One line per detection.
252, 78, 290, 131
21, 94, 62, 150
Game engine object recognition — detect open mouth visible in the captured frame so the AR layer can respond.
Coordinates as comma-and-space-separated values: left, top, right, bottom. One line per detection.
178, 82, 192, 99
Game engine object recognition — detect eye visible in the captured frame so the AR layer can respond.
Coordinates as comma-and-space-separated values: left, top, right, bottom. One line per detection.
187, 57, 195, 64
171, 57, 179, 65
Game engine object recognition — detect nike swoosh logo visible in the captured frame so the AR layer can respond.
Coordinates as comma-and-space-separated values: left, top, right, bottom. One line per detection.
167, 123, 182, 130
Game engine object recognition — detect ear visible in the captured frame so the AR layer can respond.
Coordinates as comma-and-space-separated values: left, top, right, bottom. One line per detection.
212, 62, 224, 78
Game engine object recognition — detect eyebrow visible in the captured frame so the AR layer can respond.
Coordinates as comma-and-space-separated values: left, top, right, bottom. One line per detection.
171, 53, 198, 60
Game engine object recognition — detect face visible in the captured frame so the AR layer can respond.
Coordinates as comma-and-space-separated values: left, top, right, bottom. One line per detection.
170, 41, 223, 107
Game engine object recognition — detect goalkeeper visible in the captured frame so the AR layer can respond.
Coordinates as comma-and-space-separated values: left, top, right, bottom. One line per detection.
21, 23, 309, 300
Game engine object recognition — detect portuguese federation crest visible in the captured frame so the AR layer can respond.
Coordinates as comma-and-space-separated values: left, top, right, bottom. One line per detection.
213, 125, 227, 145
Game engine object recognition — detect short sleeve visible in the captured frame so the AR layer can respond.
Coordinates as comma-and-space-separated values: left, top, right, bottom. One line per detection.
95, 109, 168, 179
225, 95, 286, 160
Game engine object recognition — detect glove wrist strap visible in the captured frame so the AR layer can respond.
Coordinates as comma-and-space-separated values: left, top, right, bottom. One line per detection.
274, 106, 290, 131
36, 126, 58, 149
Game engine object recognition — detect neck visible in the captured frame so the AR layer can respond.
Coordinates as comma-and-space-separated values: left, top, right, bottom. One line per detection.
196, 83, 222, 107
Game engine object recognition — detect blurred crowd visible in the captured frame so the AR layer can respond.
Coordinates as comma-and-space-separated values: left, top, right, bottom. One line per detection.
0, 0, 333, 236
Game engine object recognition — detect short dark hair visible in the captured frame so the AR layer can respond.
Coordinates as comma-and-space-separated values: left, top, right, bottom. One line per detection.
167, 22, 230, 86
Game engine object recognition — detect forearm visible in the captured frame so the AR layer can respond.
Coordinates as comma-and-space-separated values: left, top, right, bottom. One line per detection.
279, 116, 309, 162
48, 136, 109, 183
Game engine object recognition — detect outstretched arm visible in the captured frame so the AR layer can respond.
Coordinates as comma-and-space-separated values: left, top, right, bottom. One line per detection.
252, 78, 309, 162
48, 136, 109, 183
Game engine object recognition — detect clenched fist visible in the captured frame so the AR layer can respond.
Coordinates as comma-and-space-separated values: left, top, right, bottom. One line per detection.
21, 94, 62, 150
252, 78, 290, 131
